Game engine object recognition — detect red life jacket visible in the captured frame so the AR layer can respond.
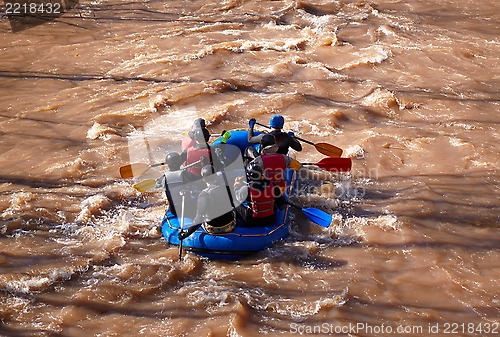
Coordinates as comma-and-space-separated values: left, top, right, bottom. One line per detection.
181, 134, 196, 151
261, 154, 286, 190
249, 181, 275, 218
186, 146, 210, 175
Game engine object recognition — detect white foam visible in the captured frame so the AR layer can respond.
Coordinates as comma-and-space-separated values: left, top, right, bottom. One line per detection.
448, 137, 469, 147
1, 192, 35, 219
76, 194, 111, 223
263, 20, 300, 31
338, 46, 392, 70
345, 145, 366, 159
0, 265, 88, 295
86, 122, 116, 140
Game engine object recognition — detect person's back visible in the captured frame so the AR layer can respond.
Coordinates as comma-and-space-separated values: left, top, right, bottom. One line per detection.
197, 182, 235, 233
247, 114, 302, 156
248, 134, 301, 193
269, 128, 302, 155
236, 162, 285, 227
182, 166, 236, 238
181, 134, 196, 151
247, 179, 276, 224
182, 128, 212, 177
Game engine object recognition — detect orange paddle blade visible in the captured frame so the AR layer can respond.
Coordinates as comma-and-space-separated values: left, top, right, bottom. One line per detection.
314, 143, 343, 158
119, 163, 150, 178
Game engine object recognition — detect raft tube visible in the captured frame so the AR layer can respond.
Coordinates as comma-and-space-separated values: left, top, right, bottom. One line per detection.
161, 129, 297, 260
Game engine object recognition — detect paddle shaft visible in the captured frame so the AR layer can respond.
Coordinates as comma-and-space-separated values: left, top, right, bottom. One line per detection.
132, 159, 203, 192
255, 122, 342, 157
302, 158, 352, 172
255, 122, 315, 146
255, 122, 312, 145
286, 202, 302, 211
178, 192, 187, 261
120, 161, 166, 179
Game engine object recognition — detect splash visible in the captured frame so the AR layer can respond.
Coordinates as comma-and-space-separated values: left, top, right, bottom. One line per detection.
338, 46, 393, 70
0, 264, 90, 295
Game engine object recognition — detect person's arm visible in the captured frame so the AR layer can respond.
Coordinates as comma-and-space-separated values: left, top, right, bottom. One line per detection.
247, 118, 256, 141
247, 118, 265, 144
179, 223, 202, 240
248, 133, 264, 145
287, 132, 302, 151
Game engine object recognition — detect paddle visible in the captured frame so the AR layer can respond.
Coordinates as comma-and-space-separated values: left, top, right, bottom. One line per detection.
302, 157, 352, 172
120, 162, 165, 179
255, 122, 343, 158
131, 159, 203, 192
132, 179, 157, 192
178, 190, 188, 261
120, 131, 231, 179
287, 202, 332, 228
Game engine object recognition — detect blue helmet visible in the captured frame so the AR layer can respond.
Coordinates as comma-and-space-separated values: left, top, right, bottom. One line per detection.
269, 114, 284, 129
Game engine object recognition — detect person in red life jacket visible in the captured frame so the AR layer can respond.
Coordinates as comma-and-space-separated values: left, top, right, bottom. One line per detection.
248, 134, 302, 193
179, 127, 213, 181
247, 114, 302, 156
235, 161, 286, 227
178, 165, 237, 240
181, 118, 207, 151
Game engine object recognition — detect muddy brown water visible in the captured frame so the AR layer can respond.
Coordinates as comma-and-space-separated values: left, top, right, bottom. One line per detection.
0, 0, 499, 336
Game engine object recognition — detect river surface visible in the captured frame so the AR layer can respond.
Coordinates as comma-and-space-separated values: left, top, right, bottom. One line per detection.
0, 0, 499, 336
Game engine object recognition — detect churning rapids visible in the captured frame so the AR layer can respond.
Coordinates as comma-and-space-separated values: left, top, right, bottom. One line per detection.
0, 0, 499, 336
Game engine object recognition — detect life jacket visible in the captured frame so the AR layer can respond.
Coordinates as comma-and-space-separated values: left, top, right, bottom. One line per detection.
260, 154, 286, 191
181, 134, 196, 151
249, 181, 275, 218
186, 145, 210, 176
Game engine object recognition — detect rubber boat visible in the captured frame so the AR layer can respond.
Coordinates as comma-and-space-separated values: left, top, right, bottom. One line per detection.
161, 129, 297, 260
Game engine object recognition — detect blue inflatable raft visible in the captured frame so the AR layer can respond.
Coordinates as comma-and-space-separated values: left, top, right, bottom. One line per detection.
161, 129, 297, 260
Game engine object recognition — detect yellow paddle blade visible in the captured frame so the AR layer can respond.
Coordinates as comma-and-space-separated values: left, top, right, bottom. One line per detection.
314, 142, 343, 158
119, 163, 150, 178
132, 179, 157, 192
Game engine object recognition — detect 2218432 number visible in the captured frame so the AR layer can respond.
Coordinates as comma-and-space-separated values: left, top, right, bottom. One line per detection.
443, 322, 499, 334
5, 2, 61, 15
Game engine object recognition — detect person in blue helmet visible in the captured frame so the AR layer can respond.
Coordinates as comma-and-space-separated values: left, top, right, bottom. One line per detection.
247, 114, 302, 155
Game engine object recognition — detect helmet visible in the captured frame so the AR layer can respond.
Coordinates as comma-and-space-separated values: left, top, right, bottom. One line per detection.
247, 162, 263, 181
201, 165, 215, 178
166, 152, 182, 171
269, 114, 284, 129
193, 118, 206, 128
192, 128, 210, 143
260, 134, 276, 148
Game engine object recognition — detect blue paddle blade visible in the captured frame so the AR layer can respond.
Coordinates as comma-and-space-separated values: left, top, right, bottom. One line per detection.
301, 207, 332, 228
